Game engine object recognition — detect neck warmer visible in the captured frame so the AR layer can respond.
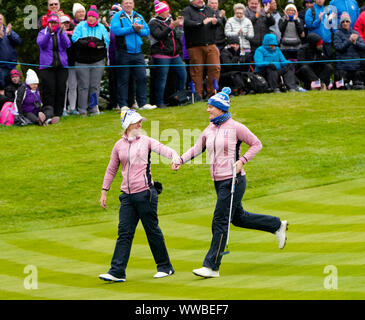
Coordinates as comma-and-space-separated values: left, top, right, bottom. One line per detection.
87, 20, 98, 27
210, 112, 231, 126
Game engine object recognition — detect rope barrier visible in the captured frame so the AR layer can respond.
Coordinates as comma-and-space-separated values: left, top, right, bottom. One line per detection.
1, 58, 365, 69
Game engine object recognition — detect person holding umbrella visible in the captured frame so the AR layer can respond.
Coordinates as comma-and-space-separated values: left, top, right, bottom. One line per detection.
99, 109, 181, 282
174, 87, 288, 278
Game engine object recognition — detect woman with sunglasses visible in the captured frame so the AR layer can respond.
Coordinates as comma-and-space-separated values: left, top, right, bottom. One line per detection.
333, 12, 365, 89
99, 110, 181, 282
39, 0, 66, 30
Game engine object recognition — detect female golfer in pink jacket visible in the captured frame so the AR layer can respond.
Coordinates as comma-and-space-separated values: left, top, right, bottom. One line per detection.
178, 87, 288, 278
99, 109, 180, 282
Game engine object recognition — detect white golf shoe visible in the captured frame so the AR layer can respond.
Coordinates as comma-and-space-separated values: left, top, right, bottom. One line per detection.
275, 220, 288, 249
193, 267, 219, 278
99, 273, 125, 282
153, 270, 174, 279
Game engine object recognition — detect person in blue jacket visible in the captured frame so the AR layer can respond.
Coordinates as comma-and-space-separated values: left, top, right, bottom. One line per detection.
72, 5, 110, 116
111, 0, 156, 110
329, 0, 359, 29
254, 33, 298, 93
0, 14, 21, 89
305, 0, 336, 58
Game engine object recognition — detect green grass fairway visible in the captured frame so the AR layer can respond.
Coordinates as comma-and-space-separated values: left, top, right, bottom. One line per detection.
1, 91, 365, 300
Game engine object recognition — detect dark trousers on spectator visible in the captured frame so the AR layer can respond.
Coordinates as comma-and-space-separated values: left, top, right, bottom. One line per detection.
259, 65, 297, 90
296, 63, 334, 88
108, 188, 173, 279
24, 105, 54, 125
116, 51, 147, 108
108, 67, 118, 110
335, 69, 364, 84
39, 67, 68, 117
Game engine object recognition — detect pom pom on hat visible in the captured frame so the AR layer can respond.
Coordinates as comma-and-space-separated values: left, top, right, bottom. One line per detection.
207, 87, 231, 112
87, 5, 99, 19
154, 0, 170, 15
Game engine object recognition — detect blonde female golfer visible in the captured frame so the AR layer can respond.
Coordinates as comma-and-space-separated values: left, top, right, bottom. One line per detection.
99, 109, 180, 282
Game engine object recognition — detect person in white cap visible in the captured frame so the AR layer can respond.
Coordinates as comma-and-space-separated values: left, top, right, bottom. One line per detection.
99, 109, 181, 282
72, 3, 86, 25
14, 69, 59, 126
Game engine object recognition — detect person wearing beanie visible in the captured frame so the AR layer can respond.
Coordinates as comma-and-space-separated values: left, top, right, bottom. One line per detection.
225, 3, 254, 54
99, 109, 181, 283
148, 0, 186, 108
333, 12, 365, 89
14, 69, 59, 126
296, 33, 334, 91
73, 3, 86, 25
219, 36, 250, 93
5, 69, 22, 102
37, 11, 71, 118
72, 5, 110, 115
174, 87, 288, 278
278, 3, 305, 60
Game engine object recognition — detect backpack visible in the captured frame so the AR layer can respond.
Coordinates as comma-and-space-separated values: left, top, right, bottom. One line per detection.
242, 72, 270, 94
0, 102, 17, 126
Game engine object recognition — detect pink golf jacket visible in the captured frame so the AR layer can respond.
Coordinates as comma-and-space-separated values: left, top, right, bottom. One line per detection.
181, 118, 262, 181
102, 134, 179, 194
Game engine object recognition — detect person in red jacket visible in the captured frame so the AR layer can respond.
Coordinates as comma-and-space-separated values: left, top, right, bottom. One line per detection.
354, 10, 365, 73
39, 0, 65, 29
354, 10, 365, 40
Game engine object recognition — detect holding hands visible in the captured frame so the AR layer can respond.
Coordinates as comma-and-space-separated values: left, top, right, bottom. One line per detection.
170, 155, 182, 171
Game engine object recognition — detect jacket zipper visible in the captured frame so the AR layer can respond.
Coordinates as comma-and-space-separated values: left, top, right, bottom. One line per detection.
212, 126, 220, 181
127, 141, 132, 194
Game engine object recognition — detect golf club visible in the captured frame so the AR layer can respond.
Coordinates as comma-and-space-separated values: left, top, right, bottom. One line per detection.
221, 160, 236, 256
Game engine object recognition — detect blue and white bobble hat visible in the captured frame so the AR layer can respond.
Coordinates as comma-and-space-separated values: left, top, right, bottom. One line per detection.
207, 87, 232, 112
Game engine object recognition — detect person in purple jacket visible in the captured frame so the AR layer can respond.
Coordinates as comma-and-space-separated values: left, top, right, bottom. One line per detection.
37, 12, 71, 117
98, 109, 181, 282
175, 87, 288, 278
14, 69, 59, 126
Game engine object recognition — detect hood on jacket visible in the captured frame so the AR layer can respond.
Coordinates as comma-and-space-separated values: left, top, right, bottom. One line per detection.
262, 34, 279, 47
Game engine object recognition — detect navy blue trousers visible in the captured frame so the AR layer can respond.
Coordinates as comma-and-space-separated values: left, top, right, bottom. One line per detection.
203, 175, 281, 271
116, 51, 147, 108
108, 188, 173, 278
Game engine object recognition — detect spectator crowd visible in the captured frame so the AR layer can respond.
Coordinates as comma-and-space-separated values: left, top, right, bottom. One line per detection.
1, 0, 365, 126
